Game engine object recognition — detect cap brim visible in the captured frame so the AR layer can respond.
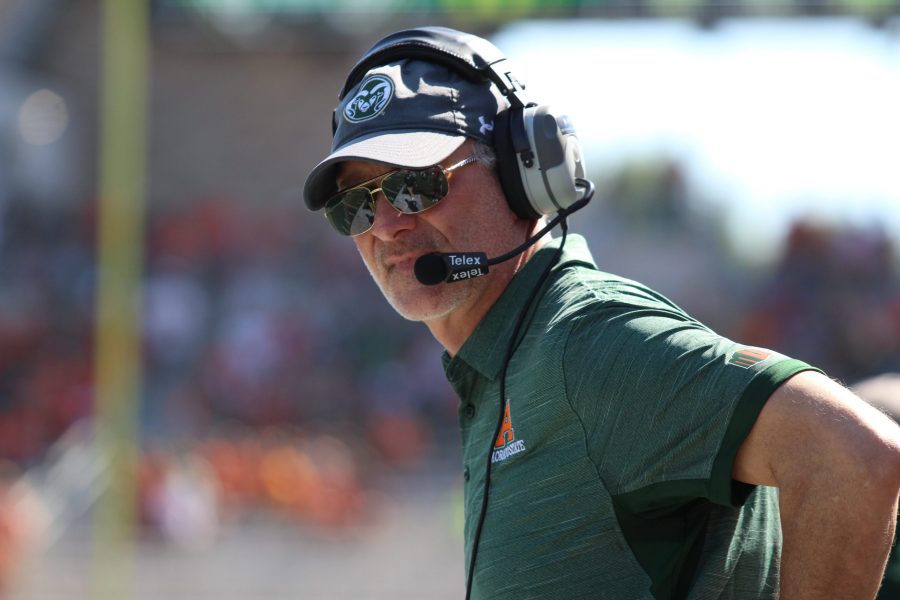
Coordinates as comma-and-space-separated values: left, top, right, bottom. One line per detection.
303, 130, 467, 211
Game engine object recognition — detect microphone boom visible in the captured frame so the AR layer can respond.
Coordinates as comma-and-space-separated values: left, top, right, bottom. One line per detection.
413, 178, 595, 286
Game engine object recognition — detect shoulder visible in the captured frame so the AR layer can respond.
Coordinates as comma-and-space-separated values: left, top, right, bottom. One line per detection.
543, 262, 696, 330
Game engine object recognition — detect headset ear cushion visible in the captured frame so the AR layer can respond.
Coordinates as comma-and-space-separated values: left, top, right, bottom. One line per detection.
493, 109, 541, 221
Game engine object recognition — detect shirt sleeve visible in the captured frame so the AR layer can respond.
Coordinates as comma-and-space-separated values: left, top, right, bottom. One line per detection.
560, 282, 819, 512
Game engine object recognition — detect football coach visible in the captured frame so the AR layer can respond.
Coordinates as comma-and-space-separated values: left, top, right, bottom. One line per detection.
301, 26, 900, 599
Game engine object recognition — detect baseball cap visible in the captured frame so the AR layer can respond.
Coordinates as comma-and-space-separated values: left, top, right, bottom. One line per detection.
303, 58, 510, 211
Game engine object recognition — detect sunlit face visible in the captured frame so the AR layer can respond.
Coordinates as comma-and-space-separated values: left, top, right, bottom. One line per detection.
336, 141, 525, 324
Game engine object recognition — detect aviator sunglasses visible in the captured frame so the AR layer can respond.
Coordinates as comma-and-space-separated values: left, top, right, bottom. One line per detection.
324, 155, 478, 236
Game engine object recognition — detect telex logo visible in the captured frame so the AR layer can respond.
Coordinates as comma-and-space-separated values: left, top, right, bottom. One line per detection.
445, 253, 489, 282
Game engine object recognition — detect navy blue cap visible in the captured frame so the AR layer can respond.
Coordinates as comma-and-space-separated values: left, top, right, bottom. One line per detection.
303, 58, 509, 211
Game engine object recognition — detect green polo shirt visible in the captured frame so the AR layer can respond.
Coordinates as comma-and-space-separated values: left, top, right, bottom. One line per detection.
443, 235, 818, 600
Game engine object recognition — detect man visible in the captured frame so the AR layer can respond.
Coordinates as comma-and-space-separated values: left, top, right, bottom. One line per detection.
303, 27, 900, 599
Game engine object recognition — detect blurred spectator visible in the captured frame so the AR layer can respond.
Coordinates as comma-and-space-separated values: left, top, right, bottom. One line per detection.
143, 450, 221, 551
738, 221, 900, 383
0, 460, 49, 593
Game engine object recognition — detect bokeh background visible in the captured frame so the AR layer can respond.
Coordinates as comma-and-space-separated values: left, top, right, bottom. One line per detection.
0, 1, 898, 598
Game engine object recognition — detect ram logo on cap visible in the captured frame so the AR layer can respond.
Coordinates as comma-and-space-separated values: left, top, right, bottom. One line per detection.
344, 74, 394, 123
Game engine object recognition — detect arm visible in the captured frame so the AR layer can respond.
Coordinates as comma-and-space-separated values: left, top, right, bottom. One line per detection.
734, 370, 900, 600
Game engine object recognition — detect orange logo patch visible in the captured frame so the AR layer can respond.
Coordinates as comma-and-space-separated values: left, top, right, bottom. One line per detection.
491, 402, 526, 464
728, 348, 771, 368
495, 402, 515, 449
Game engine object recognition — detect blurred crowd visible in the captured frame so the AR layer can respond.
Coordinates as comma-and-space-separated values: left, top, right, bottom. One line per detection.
0, 192, 459, 463
0, 193, 458, 567
737, 221, 900, 382
0, 177, 898, 590
139, 427, 371, 545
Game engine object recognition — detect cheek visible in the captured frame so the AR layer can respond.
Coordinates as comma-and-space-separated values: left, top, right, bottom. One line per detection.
462, 172, 514, 218
353, 236, 376, 268
438, 179, 518, 242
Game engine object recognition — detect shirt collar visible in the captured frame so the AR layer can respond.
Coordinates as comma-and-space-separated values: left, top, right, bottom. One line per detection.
443, 233, 596, 382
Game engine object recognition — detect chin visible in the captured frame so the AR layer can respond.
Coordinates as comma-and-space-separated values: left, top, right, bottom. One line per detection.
384, 289, 457, 323
380, 276, 477, 323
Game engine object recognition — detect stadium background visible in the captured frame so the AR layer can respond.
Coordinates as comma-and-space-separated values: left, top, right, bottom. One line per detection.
0, 1, 898, 598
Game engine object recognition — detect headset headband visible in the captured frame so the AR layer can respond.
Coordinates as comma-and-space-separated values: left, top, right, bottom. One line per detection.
338, 27, 528, 110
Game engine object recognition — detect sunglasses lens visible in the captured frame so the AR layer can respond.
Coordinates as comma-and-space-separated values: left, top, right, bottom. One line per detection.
325, 188, 375, 236
383, 166, 448, 213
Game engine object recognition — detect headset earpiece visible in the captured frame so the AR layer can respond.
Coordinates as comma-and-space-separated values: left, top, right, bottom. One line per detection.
518, 105, 586, 217
338, 26, 586, 220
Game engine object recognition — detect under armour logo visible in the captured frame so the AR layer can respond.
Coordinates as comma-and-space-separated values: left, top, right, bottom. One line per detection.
478, 116, 494, 136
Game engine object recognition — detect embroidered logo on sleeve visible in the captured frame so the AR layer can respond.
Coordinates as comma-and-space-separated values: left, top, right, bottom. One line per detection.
491, 402, 526, 464
728, 347, 772, 368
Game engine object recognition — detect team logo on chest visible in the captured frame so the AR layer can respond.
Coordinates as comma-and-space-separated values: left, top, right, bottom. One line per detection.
344, 74, 393, 123
491, 402, 527, 464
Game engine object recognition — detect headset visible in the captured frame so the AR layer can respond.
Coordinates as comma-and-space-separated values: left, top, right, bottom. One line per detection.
333, 26, 587, 222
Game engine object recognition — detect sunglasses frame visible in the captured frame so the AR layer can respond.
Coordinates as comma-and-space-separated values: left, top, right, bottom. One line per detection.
325, 154, 478, 236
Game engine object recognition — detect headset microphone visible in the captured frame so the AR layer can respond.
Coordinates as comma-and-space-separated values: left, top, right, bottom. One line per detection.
414, 252, 488, 286
413, 179, 594, 286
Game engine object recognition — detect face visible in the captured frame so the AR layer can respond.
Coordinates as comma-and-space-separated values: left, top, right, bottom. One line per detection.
336, 141, 527, 325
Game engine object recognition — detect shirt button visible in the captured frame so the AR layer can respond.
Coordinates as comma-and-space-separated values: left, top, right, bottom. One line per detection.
463, 466, 470, 481
464, 404, 476, 418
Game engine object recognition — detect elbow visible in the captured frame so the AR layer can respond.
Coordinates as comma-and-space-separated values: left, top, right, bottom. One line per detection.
847, 395, 900, 501
825, 407, 900, 507
874, 442, 900, 497
856, 432, 900, 503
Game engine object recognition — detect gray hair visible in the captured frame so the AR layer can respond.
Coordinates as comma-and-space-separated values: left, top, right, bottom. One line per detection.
471, 140, 548, 227
472, 141, 497, 169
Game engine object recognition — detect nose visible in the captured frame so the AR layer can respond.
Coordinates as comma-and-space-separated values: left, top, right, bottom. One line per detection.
366, 192, 416, 241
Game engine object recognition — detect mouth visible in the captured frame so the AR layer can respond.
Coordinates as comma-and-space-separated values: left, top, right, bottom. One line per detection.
375, 235, 446, 277
383, 254, 421, 273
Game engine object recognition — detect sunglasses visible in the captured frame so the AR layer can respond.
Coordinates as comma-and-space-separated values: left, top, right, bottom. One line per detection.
324, 155, 478, 236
